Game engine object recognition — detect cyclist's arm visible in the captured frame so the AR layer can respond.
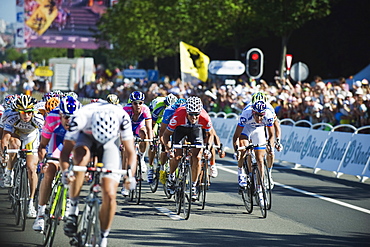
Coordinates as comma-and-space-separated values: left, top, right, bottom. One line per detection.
122, 138, 136, 176
266, 126, 275, 151
60, 139, 74, 171
232, 125, 244, 151
1, 130, 11, 152
163, 129, 173, 152
145, 118, 153, 140
38, 135, 50, 162
273, 118, 281, 140
159, 122, 167, 145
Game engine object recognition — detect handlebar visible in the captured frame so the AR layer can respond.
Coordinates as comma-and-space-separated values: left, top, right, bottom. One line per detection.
172, 144, 206, 149
72, 166, 131, 176
237, 143, 267, 151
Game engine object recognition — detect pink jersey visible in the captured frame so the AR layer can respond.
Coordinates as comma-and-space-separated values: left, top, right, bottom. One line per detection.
123, 103, 151, 130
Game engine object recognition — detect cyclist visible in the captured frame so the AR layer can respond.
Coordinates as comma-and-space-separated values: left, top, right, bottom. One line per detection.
0, 95, 21, 187
32, 96, 81, 231
232, 100, 275, 206
62, 101, 136, 247
44, 97, 60, 114
250, 92, 283, 188
147, 93, 177, 182
162, 96, 213, 200
106, 94, 120, 105
120, 91, 153, 195
1, 95, 45, 218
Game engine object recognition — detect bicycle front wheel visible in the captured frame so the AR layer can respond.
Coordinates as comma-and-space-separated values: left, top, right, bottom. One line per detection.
253, 168, 267, 218
84, 200, 101, 247
198, 162, 207, 210
182, 164, 192, 220
20, 166, 29, 231
149, 150, 160, 193
130, 158, 142, 204
263, 162, 272, 210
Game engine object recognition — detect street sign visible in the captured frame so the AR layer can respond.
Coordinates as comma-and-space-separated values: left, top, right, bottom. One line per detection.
290, 62, 309, 81
34, 66, 53, 77
208, 60, 245, 75
147, 70, 159, 81
123, 69, 147, 78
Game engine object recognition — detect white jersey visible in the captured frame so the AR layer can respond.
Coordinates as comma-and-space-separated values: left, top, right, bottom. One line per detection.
0, 109, 15, 129
65, 102, 133, 142
238, 106, 274, 128
3, 111, 44, 136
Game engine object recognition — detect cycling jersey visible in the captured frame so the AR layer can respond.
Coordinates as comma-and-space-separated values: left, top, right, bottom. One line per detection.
167, 107, 212, 132
3, 111, 44, 136
42, 108, 66, 154
162, 104, 183, 125
123, 103, 151, 136
0, 109, 15, 129
149, 96, 166, 123
65, 102, 133, 181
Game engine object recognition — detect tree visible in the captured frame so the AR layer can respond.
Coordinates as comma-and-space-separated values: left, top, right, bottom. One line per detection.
250, 0, 332, 79
97, 0, 249, 68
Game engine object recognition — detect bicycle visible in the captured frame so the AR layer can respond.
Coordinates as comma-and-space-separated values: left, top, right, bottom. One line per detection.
237, 143, 268, 218
70, 163, 131, 247
262, 158, 272, 210
129, 137, 152, 204
172, 143, 205, 220
148, 137, 161, 193
42, 157, 68, 247
161, 160, 172, 199
4, 147, 36, 231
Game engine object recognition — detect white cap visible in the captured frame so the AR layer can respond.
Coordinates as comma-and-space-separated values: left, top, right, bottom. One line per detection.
355, 88, 364, 95
355, 81, 362, 87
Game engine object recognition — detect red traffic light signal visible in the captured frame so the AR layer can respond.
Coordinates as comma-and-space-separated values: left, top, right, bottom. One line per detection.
246, 48, 263, 78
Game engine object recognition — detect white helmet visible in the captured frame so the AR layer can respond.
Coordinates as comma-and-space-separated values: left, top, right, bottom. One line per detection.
91, 111, 119, 143
186, 96, 203, 113
165, 93, 177, 106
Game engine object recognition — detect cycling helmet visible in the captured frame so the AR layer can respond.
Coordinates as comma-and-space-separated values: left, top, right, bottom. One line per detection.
129, 91, 145, 102
59, 96, 82, 115
186, 96, 203, 113
175, 98, 187, 107
45, 97, 60, 113
4, 95, 15, 110
165, 93, 177, 106
251, 92, 267, 104
106, 94, 120, 105
91, 110, 119, 143
42, 92, 54, 102
252, 100, 267, 114
90, 99, 99, 103
52, 90, 64, 98
15, 94, 37, 111
65, 92, 79, 100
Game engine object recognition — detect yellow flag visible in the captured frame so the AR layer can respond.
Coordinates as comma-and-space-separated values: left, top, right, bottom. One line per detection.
180, 41, 210, 83
26, 1, 58, 35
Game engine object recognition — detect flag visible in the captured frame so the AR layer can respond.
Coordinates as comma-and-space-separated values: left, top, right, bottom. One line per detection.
26, 0, 58, 35
180, 41, 210, 83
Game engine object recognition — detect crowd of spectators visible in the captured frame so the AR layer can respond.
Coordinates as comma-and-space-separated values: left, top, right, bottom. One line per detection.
1, 61, 369, 129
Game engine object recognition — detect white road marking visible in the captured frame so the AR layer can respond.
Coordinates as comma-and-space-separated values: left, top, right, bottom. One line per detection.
155, 207, 184, 220
217, 165, 370, 215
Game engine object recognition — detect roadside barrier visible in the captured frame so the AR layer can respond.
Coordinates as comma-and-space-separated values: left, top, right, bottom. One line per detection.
210, 112, 370, 183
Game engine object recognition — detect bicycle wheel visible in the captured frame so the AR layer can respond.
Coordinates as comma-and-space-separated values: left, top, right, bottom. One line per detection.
130, 158, 142, 204
182, 164, 192, 220
19, 166, 29, 231
198, 161, 207, 209
34, 164, 44, 209
240, 160, 253, 214
162, 161, 172, 199
149, 146, 160, 193
84, 200, 101, 247
44, 185, 65, 247
12, 163, 21, 225
174, 167, 182, 215
78, 200, 91, 246
263, 162, 272, 210
253, 168, 267, 218
43, 181, 59, 245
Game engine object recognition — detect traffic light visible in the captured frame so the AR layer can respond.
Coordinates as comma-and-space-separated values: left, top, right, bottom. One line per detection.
246, 48, 263, 78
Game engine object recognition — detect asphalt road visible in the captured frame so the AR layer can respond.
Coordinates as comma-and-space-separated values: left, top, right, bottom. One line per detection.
1, 154, 370, 247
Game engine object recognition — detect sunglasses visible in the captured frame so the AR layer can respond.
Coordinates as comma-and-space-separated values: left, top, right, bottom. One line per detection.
62, 114, 71, 119
133, 101, 143, 105
188, 112, 200, 116
19, 110, 34, 114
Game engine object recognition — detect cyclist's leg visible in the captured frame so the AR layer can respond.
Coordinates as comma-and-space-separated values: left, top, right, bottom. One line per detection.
24, 133, 40, 218
238, 135, 249, 187
100, 139, 122, 246
4, 136, 20, 187
33, 161, 58, 231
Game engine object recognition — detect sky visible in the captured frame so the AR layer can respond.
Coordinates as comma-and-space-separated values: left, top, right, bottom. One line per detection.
0, 0, 16, 23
